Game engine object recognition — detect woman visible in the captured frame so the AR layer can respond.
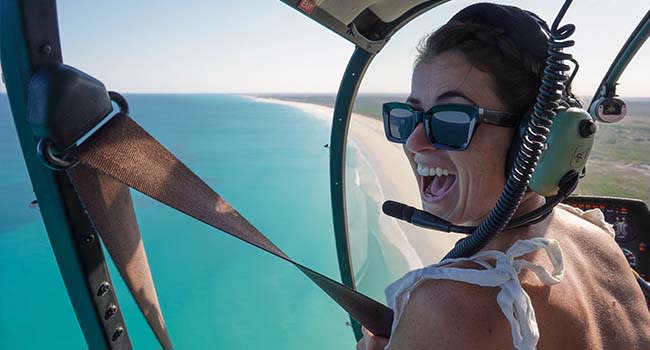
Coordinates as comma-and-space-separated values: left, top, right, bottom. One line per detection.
358, 3, 650, 349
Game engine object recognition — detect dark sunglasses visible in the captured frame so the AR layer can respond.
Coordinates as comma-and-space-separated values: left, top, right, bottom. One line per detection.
382, 102, 519, 151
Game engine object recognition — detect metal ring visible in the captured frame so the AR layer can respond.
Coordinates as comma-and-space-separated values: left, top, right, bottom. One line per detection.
108, 91, 129, 115
36, 138, 79, 171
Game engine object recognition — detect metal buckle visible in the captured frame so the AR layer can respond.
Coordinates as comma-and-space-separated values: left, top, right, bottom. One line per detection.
37, 138, 79, 170
108, 91, 129, 115
36, 91, 129, 171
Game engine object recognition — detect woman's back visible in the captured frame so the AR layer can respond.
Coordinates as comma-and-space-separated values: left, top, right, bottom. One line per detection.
524, 207, 650, 349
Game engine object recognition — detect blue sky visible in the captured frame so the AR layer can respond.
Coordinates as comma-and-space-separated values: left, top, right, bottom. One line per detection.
2, 0, 649, 96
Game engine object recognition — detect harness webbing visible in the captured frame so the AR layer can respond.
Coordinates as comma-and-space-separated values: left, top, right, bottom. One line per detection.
66, 112, 394, 348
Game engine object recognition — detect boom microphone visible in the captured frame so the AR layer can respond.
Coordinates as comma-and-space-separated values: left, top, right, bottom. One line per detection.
382, 197, 560, 234
382, 200, 473, 234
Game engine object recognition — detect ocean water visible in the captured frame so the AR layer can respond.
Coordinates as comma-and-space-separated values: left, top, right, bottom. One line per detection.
0, 94, 390, 349
344, 143, 419, 303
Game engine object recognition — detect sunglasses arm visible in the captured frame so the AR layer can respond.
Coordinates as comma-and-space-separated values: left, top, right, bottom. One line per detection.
478, 108, 519, 127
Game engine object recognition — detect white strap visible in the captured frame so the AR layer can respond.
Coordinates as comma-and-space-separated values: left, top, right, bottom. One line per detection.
385, 238, 564, 350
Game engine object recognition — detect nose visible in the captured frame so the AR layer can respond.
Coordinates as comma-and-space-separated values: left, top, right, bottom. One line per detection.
405, 123, 436, 153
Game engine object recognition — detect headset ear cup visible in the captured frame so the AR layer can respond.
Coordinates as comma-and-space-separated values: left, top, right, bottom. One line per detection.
505, 110, 532, 179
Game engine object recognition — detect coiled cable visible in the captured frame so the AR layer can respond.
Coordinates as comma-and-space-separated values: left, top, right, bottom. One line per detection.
444, 0, 576, 259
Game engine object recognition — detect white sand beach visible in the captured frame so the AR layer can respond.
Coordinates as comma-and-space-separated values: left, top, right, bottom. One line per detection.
251, 97, 466, 275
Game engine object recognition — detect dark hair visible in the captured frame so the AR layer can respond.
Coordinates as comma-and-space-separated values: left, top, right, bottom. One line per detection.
415, 18, 546, 114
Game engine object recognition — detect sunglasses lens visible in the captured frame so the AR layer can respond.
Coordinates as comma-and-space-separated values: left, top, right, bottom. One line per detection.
388, 108, 416, 142
430, 111, 473, 149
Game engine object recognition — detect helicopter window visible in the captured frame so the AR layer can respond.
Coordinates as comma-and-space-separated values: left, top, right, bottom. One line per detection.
341, 2, 478, 301
575, 41, 650, 204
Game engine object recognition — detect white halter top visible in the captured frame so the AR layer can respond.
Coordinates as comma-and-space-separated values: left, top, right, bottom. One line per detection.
384, 204, 615, 350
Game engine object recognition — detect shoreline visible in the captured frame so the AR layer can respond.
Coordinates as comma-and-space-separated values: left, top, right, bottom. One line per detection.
248, 96, 466, 273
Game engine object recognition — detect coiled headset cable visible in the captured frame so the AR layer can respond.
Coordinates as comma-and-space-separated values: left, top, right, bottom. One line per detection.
444, 0, 577, 259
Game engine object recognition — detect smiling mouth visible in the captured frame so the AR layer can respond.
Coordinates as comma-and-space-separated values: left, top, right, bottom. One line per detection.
417, 164, 456, 202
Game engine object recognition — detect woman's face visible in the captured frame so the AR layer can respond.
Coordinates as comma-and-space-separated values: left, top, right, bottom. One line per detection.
405, 50, 515, 225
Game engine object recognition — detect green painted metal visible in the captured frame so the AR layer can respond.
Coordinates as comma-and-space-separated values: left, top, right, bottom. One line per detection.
329, 47, 374, 340
0, 1, 114, 349
593, 9, 650, 101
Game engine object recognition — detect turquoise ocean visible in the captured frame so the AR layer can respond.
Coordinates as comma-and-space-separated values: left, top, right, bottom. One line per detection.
0, 94, 390, 349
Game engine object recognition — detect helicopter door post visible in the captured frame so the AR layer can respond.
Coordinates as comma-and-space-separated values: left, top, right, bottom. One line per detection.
329, 46, 374, 340
0, 1, 131, 349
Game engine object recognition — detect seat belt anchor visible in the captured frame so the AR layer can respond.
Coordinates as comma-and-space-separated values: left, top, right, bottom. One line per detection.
36, 138, 79, 170
34, 91, 129, 171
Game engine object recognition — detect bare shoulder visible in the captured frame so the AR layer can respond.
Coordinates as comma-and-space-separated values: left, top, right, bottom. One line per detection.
389, 276, 513, 350
543, 207, 650, 347
552, 206, 616, 245
551, 207, 634, 284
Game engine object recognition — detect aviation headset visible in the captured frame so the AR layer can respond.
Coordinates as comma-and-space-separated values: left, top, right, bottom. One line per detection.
451, 3, 596, 197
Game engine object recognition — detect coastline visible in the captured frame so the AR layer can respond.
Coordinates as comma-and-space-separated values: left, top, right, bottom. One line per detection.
249, 96, 466, 278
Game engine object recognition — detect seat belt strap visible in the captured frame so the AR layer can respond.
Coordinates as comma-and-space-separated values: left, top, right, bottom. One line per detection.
67, 112, 394, 339
68, 160, 173, 349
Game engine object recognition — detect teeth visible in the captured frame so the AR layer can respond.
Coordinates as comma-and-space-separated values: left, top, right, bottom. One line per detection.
416, 164, 453, 177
